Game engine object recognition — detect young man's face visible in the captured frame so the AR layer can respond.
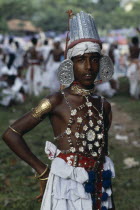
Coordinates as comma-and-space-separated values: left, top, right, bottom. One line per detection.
72, 52, 100, 88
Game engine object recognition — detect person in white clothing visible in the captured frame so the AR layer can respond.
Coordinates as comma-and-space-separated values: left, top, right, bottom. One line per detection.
44, 38, 64, 93
127, 36, 140, 99
25, 37, 43, 96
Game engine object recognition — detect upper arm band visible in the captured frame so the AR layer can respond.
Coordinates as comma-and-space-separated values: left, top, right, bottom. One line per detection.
31, 98, 52, 120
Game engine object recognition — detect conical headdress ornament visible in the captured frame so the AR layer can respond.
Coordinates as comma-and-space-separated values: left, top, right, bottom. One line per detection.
67, 11, 102, 50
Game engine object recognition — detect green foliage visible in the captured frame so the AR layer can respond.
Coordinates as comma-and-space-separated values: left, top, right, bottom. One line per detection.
109, 77, 140, 210
0, 0, 140, 33
111, 77, 140, 121
0, 0, 37, 33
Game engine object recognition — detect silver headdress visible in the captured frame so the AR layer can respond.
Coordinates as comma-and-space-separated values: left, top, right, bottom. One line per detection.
68, 11, 101, 50
58, 11, 114, 86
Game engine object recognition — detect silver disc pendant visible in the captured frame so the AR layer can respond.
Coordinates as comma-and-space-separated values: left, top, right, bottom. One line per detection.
86, 130, 96, 141
99, 56, 114, 82
58, 59, 74, 86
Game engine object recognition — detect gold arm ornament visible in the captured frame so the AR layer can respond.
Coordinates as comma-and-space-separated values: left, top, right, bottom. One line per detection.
31, 98, 52, 120
9, 126, 21, 135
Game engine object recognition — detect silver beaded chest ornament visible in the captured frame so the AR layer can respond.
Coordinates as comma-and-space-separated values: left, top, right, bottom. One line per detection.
57, 11, 114, 86
55, 91, 105, 160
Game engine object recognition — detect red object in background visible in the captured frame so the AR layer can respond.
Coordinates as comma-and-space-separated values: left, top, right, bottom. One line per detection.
117, 35, 128, 45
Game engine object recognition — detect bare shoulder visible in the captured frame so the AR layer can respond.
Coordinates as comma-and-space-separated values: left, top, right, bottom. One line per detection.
102, 97, 112, 115
28, 90, 63, 121
44, 90, 63, 112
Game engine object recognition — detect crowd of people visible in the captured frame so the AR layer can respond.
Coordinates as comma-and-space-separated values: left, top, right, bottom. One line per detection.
0, 33, 140, 107
0, 35, 64, 107
96, 35, 140, 99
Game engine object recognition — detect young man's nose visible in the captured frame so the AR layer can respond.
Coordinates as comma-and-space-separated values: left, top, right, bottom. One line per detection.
85, 58, 92, 71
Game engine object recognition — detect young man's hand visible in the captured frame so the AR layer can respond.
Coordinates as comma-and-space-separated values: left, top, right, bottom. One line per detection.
36, 168, 50, 202
36, 179, 48, 202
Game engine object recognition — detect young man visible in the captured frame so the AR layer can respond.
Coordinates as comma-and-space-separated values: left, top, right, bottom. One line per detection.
2, 11, 115, 210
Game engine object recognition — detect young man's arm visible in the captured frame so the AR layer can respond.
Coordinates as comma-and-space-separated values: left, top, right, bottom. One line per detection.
103, 99, 115, 210
103, 98, 112, 155
2, 98, 53, 174
2, 97, 57, 201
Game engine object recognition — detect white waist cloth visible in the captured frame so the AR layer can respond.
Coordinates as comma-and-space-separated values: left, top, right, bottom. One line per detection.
41, 141, 115, 210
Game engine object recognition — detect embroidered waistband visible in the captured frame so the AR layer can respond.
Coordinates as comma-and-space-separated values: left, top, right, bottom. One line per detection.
57, 152, 98, 170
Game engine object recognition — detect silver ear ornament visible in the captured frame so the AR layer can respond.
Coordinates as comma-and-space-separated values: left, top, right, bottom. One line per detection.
99, 55, 114, 82
57, 59, 74, 86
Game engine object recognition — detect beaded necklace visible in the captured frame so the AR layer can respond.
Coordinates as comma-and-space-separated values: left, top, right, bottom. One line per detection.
55, 89, 105, 164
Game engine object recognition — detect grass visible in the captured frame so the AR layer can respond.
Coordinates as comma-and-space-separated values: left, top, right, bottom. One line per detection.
110, 77, 140, 121
109, 77, 140, 210
0, 79, 140, 210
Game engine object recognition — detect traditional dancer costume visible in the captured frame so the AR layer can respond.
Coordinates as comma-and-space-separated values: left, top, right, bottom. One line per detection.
40, 11, 115, 210
26, 43, 43, 96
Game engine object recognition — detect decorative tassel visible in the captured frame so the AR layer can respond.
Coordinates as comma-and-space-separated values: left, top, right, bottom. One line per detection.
102, 170, 112, 179
65, 10, 74, 59
101, 206, 107, 210
92, 197, 96, 204
84, 182, 95, 193
88, 170, 95, 182
101, 192, 108, 201
102, 180, 111, 189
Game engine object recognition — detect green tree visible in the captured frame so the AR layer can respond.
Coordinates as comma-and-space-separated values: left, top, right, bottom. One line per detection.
0, 0, 140, 33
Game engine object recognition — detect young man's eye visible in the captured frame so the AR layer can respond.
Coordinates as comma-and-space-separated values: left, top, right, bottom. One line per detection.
91, 57, 99, 63
77, 57, 84, 62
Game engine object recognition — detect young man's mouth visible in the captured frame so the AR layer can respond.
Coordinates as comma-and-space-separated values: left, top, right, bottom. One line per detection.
84, 74, 93, 79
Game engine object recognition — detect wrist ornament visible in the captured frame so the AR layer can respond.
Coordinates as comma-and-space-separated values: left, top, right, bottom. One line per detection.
35, 166, 49, 180
39, 177, 49, 181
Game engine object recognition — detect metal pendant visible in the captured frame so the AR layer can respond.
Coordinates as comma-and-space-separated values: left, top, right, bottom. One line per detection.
66, 128, 72, 135
86, 130, 96, 141
97, 120, 102, 125
88, 144, 93, 150
82, 141, 87, 146
83, 125, 88, 131
71, 109, 77, 116
89, 120, 94, 127
79, 146, 84, 152
98, 147, 102, 154
97, 133, 103, 140
94, 125, 100, 131
91, 151, 97, 157
94, 141, 100, 147
80, 133, 85, 139
70, 147, 76, 153
75, 132, 80, 138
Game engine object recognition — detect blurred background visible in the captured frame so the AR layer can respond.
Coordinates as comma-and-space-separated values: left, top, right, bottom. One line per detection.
0, 0, 140, 209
